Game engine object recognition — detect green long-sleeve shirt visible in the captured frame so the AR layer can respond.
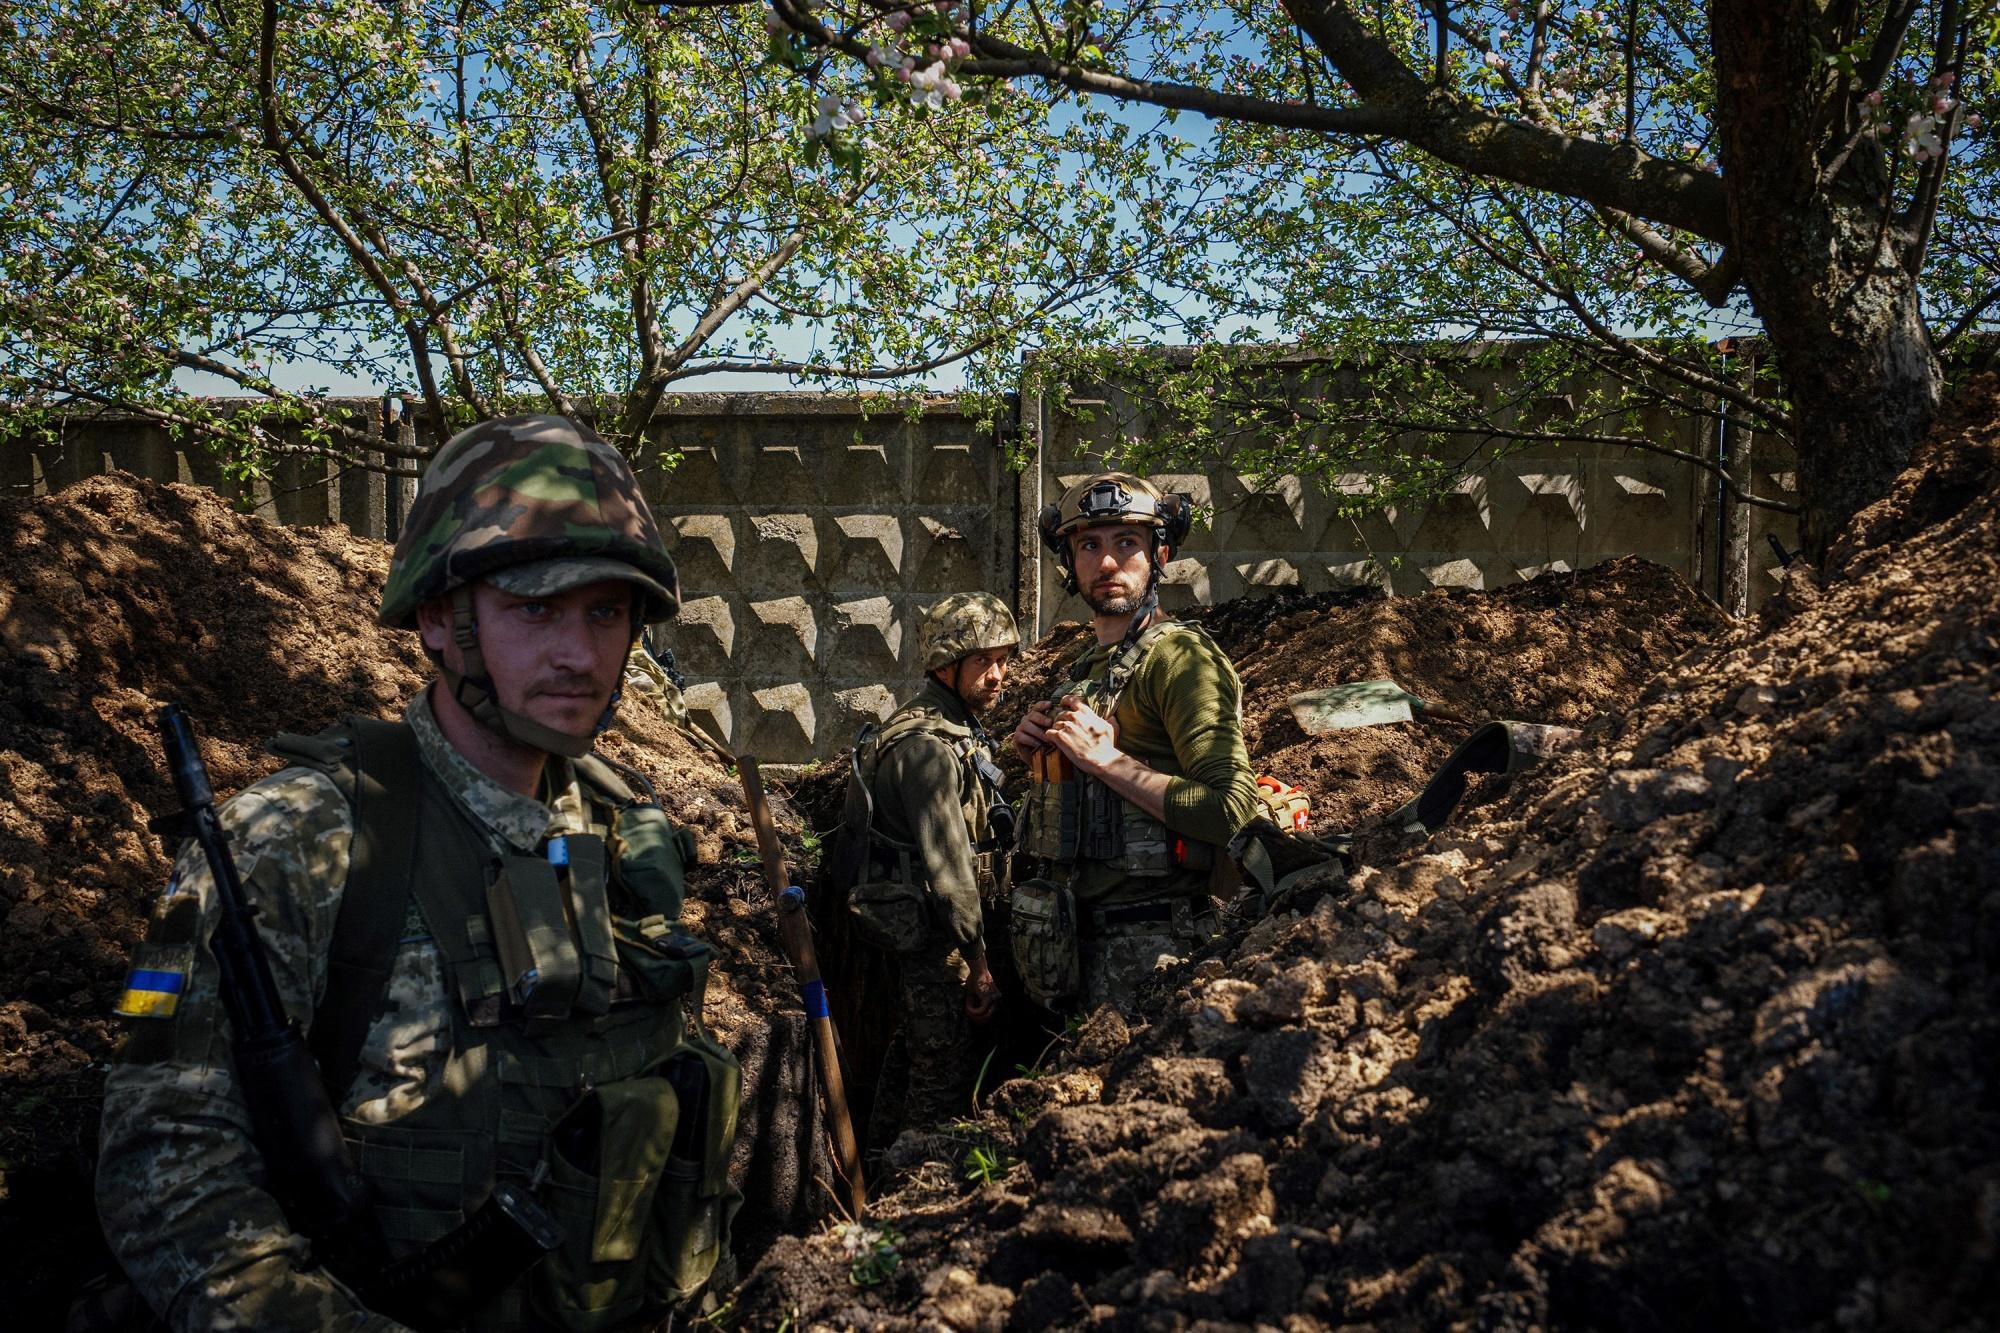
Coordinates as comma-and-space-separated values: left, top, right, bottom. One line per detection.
867, 678, 990, 954
1064, 620, 1260, 900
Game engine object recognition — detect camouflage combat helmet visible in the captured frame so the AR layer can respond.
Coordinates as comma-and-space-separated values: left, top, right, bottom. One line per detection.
1037, 471, 1192, 594
379, 413, 679, 629
918, 592, 1020, 673
381, 414, 678, 757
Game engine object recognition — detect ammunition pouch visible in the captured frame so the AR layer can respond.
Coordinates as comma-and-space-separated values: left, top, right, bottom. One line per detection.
1021, 773, 1215, 877
846, 853, 933, 955
1008, 877, 1081, 1008
647, 1039, 743, 1305
533, 1039, 741, 1329
610, 915, 713, 1008
610, 803, 695, 925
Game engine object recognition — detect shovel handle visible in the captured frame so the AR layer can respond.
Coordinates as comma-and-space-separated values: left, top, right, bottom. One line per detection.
737, 755, 867, 1219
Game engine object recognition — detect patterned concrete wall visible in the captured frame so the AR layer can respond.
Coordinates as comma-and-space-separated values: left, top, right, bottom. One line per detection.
2, 396, 1016, 766
0, 399, 414, 534
1022, 366, 1800, 636
631, 395, 1016, 766
6, 371, 1800, 761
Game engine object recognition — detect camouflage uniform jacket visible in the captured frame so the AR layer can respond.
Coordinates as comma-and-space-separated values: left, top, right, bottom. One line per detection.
859, 678, 996, 955
96, 689, 600, 1332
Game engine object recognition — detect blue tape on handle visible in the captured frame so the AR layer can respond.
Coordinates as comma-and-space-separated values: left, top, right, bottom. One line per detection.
802, 979, 830, 1020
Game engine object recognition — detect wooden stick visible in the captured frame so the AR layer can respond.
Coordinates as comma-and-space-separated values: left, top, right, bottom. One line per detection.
737, 755, 867, 1219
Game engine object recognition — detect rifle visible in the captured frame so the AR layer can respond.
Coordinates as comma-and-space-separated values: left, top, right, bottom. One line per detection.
155, 705, 560, 1328
736, 752, 867, 1219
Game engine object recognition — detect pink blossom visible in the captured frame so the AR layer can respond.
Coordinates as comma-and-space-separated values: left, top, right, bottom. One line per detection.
1933, 95, 1956, 115
1864, 90, 1882, 107
764, 7, 788, 36
885, 11, 911, 31
1967, 113, 1984, 130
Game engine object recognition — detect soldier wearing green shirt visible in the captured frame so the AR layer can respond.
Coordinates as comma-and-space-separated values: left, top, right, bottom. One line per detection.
830, 593, 1017, 1149
1010, 473, 1260, 1015
93, 416, 738, 1332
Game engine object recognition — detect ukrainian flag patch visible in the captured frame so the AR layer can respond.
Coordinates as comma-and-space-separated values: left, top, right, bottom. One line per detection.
114, 943, 194, 1020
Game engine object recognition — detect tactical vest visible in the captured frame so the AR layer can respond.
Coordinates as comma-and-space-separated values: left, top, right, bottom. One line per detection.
272, 719, 739, 1332
1019, 619, 1219, 882
831, 701, 1008, 953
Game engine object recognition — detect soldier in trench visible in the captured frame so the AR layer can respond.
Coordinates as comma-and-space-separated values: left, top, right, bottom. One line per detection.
827, 593, 1018, 1151
1010, 473, 1261, 1016
91, 416, 738, 1332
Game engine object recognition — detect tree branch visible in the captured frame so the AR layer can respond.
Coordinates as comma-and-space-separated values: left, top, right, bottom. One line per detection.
1366, 416, 1800, 512
1593, 204, 1740, 306
624, 173, 882, 431
254, 0, 449, 438
1276, 0, 1730, 240
5, 90, 239, 141
1903, 0, 1963, 276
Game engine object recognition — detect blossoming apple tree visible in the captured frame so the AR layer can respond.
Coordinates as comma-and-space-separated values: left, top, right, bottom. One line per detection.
0, 0, 1211, 477
747, 0, 1998, 552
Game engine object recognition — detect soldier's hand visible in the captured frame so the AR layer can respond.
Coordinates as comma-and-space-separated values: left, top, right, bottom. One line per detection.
963, 953, 1002, 1023
1045, 694, 1120, 774
1010, 702, 1054, 759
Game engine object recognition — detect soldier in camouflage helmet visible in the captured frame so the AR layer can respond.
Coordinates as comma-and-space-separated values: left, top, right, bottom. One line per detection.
95, 416, 739, 1332
824, 592, 1019, 1152
1011, 472, 1259, 1016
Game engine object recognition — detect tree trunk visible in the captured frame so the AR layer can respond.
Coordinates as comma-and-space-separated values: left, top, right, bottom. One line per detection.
1712, 5, 1943, 558
1721, 383, 1751, 618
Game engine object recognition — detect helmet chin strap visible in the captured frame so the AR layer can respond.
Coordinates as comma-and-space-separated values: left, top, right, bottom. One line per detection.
437, 586, 617, 760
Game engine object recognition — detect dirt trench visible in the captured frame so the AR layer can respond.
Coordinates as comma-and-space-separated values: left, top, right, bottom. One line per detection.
794, 552, 1727, 1160
0, 475, 828, 1328
6, 372, 1997, 1331
741, 380, 2000, 1332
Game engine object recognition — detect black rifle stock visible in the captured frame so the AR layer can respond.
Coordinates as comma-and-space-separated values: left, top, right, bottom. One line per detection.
156, 705, 560, 1327
158, 704, 375, 1249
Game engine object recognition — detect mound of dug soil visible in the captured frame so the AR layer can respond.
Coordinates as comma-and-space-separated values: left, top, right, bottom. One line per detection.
996, 559, 1724, 833
0, 475, 822, 1326
735, 383, 2000, 1330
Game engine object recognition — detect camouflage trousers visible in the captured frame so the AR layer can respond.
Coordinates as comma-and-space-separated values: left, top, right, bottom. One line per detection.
622, 645, 690, 727
869, 937, 973, 1150
1079, 898, 1217, 1014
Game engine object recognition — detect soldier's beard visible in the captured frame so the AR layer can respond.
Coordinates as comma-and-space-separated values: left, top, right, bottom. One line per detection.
950, 666, 1004, 714
1082, 583, 1142, 615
